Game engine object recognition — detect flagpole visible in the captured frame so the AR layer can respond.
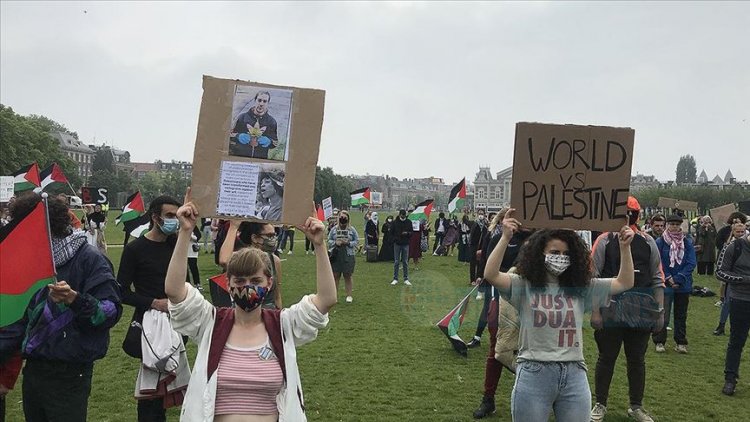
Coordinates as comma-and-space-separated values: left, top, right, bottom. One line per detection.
40, 193, 58, 280
67, 181, 77, 196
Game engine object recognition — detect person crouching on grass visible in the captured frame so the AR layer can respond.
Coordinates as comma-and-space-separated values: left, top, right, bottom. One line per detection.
483, 209, 635, 422
164, 190, 336, 422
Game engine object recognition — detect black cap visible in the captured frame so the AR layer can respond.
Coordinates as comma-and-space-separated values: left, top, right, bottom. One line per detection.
666, 214, 683, 223
399, 209, 407, 216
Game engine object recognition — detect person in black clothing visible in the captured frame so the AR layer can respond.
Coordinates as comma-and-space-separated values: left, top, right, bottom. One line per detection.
117, 195, 183, 422
378, 215, 395, 262
717, 212, 748, 252
390, 210, 413, 285
84, 204, 106, 229
229, 91, 279, 159
469, 210, 489, 285
433, 212, 449, 254
365, 211, 379, 247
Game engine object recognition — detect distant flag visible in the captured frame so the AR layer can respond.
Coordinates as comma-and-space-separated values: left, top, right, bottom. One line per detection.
210, 273, 229, 292
116, 191, 145, 225
12, 163, 41, 193
436, 285, 478, 357
350, 187, 371, 206
316, 204, 325, 221
0, 197, 56, 326
408, 199, 434, 221
39, 163, 69, 191
123, 213, 150, 238
447, 178, 466, 214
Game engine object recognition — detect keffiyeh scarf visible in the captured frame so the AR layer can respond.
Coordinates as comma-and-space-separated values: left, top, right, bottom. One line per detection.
51, 230, 88, 267
661, 230, 685, 267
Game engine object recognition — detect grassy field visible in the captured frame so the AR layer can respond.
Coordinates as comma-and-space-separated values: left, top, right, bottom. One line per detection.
5, 211, 750, 421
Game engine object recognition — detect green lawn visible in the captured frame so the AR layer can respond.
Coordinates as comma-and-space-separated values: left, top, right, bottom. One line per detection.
5, 211, 749, 421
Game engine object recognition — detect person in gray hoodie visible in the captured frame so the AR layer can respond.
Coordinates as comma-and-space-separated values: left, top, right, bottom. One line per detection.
716, 225, 750, 396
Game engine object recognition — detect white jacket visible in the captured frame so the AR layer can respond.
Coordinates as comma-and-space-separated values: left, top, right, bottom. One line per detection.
169, 284, 329, 422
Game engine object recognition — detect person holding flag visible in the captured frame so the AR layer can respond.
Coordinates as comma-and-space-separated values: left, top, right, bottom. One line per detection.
0, 193, 122, 422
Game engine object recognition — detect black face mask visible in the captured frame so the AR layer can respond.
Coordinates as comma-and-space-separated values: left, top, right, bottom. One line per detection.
628, 211, 639, 226
340, 218, 348, 225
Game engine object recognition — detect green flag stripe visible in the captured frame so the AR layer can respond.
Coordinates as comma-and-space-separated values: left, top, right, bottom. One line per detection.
0, 277, 54, 327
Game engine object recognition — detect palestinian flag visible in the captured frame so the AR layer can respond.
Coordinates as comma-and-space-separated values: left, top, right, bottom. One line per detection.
350, 187, 370, 206
316, 204, 325, 221
436, 285, 478, 357
210, 273, 229, 292
12, 163, 41, 193
40, 163, 69, 191
116, 191, 145, 225
123, 213, 150, 238
408, 199, 434, 221
0, 199, 56, 326
448, 178, 466, 213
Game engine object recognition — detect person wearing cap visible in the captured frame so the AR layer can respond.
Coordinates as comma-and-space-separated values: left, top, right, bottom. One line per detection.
652, 213, 696, 354
590, 196, 664, 422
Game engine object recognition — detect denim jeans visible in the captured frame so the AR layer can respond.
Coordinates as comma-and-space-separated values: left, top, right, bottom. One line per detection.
393, 244, 409, 280
719, 298, 731, 326
652, 291, 689, 345
511, 360, 591, 422
725, 298, 750, 382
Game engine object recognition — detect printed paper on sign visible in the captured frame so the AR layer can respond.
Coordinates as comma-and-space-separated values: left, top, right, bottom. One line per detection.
322, 197, 333, 219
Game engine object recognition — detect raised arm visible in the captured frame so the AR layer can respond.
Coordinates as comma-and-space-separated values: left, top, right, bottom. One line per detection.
218, 219, 241, 267
165, 189, 199, 304
297, 204, 337, 314
610, 225, 636, 295
483, 209, 520, 290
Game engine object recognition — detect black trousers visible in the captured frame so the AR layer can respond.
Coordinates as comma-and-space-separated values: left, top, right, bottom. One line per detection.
697, 261, 714, 275
653, 292, 689, 345
22, 359, 93, 422
594, 327, 651, 407
433, 233, 445, 252
725, 298, 750, 382
137, 398, 166, 422
187, 257, 200, 286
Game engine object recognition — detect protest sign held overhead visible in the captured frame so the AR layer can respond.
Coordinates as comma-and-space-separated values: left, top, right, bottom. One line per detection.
710, 203, 737, 228
191, 75, 325, 225
322, 196, 333, 219
0, 176, 13, 202
657, 197, 699, 213
510, 122, 635, 232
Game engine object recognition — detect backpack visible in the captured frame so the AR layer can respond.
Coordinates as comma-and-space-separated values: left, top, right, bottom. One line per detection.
494, 296, 520, 373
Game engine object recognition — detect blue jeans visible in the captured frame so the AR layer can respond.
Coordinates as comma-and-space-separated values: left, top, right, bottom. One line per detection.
719, 298, 731, 326
511, 361, 591, 422
393, 244, 409, 280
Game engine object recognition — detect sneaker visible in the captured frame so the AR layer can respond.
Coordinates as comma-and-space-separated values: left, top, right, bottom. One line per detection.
287, 250, 293, 255
667, 326, 672, 331
404, 279, 412, 286
715, 300, 724, 307
345, 296, 353, 303
627, 407, 654, 422
714, 324, 725, 336
655, 343, 666, 353
476, 292, 485, 301
391, 279, 399, 285
675, 344, 688, 354
305, 250, 310, 255
590, 402, 607, 422
722, 380, 736, 396
472, 396, 496, 419
467, 337, 481, 348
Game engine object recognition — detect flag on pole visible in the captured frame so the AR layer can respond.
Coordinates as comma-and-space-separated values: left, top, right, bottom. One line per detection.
350, 187, 370, 206
408, 199, 434, 221
40, 163, 69, 191
123, 213, 151, 238
12, 163, 41, 193
0, 198, 56, 326
316, 204, 325, 221
448, 178, 466, 214
116, 191, 146, 225
436, 285, 478, 357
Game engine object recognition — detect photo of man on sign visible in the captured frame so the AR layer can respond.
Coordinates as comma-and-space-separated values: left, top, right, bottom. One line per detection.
510, 122, 635, 232
228, 85, 293, 161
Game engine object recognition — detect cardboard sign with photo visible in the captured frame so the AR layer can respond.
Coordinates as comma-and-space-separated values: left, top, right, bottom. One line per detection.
510, 122, 635, 232
192, 76, 325, 225
229, 85, 293, 161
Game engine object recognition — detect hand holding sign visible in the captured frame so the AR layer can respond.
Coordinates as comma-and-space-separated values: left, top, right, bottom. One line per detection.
502, 208, 522, 238
177, 187, 200, 232
298, 202, 326, 247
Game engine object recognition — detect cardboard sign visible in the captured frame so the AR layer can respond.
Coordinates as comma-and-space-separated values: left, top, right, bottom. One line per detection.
710, 203, 737, 228
191, 76, 325, 225
657, 197, 698, 213
322, 196, 333, 219
510, 122, 635, 231
370, 191, 383, 205
80, 187, 109, 204
0, 176, 13, 202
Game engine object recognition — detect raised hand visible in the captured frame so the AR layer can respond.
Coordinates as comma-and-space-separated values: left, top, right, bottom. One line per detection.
297, 202, 326, 246
618, 224, 635, 247
177, 187, 200, 232
502, 208, 521, 238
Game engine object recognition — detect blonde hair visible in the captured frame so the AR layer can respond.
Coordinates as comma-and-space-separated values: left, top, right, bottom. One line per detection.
488, 208, 509, 232
226, 247, 272, 280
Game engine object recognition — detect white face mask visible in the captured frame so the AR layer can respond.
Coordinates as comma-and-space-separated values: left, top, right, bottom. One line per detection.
544, 254, 571, 276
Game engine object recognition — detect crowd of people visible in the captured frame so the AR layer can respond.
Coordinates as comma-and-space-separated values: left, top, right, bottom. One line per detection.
0, 189, 749, 422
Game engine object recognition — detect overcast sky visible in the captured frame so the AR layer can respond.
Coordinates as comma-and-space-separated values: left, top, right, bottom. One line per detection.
2, 1, 748, 185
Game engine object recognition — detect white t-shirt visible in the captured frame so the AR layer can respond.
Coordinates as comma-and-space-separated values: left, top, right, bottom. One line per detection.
501, 273, 612, 364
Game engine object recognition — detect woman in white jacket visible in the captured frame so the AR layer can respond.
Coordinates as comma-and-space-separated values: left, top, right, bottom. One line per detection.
164, 190, 337, 421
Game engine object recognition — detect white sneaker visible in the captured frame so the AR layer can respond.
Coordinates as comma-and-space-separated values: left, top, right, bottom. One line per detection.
391, 279, 399, 285
404, 279, 412, 286
667, 326, 672, 331
675, 344, 688, 354
476, 292, 485, 301
590, 402, 607, 422
345, 296, 353, 303
628, 407, 654, 422
287, 250, 293, 255
655, 343, 666, 353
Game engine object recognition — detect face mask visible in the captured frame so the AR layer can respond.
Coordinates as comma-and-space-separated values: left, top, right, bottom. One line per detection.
257, 236, 278, 253
340, 218, 348, 225
229, 283, 271, 312
159, 218, 179, 234
544, 254, 571, 276
628, 211, 639, 226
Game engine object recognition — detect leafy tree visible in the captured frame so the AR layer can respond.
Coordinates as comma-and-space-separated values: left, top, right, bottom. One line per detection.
92, 147, 115, 173
675, 155, 697, 184
314, 166, 353, 209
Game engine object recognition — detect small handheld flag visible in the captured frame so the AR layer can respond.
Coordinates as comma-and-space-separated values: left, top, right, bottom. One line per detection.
408, 199, 434, 221
116, 191, 146, 225
436, 285, 478, 357
350, 187, 370, 206
12, 163, 41, 193
448, 178, 466, 214
40, 163, 69, 191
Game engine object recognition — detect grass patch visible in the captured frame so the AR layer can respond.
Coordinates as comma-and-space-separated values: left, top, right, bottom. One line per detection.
5, 212, 749, 421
